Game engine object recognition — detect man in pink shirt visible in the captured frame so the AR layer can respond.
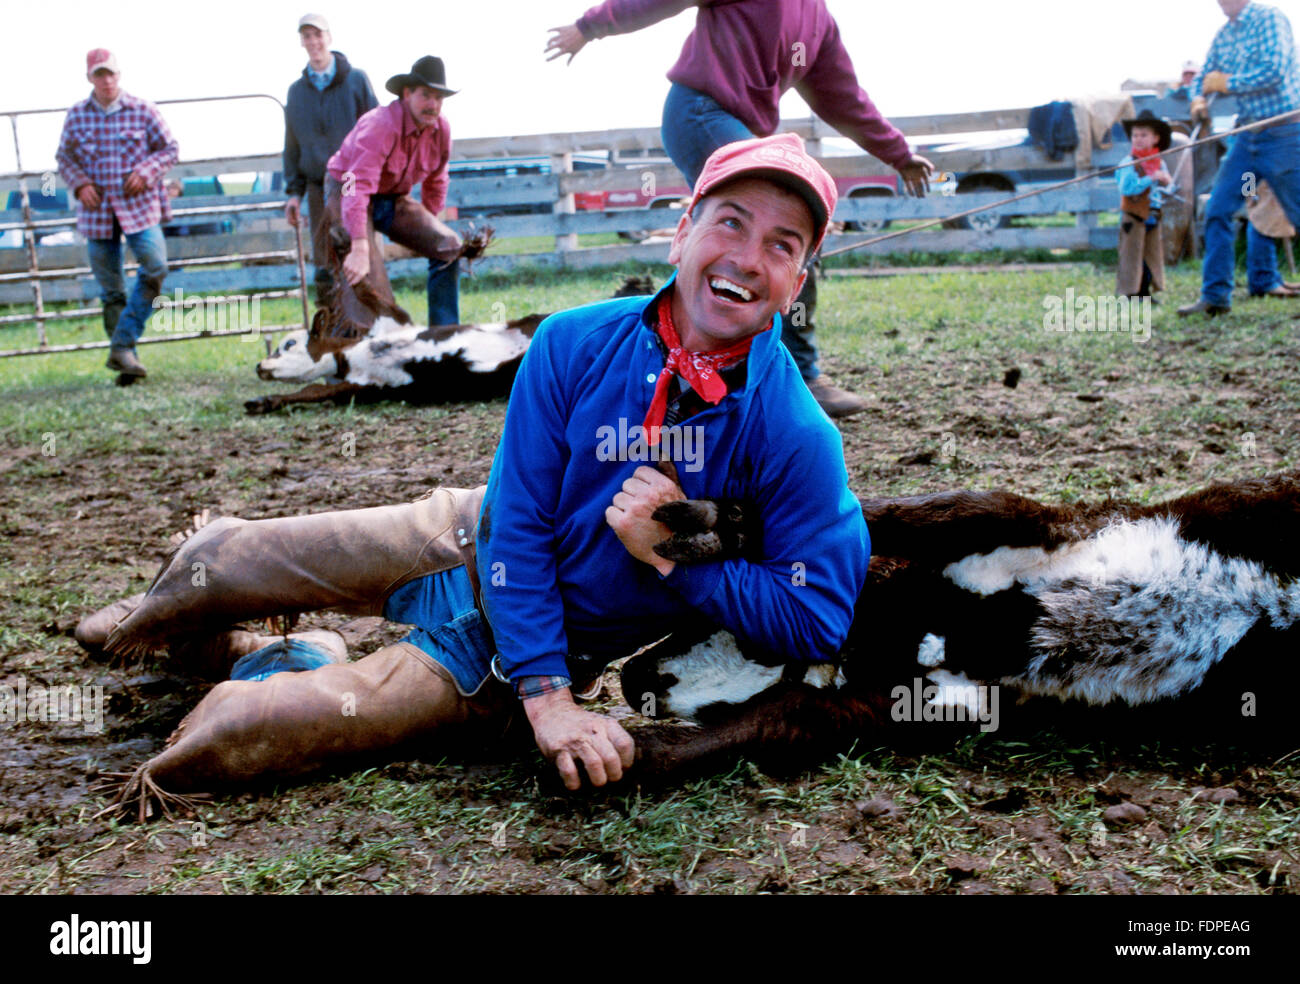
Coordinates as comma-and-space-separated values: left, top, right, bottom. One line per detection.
324, 56, 462, 325
547, 0, 933, 418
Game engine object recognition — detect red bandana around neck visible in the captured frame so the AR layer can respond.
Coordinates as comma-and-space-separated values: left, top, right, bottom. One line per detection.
1133, 146, 1162, 176
641, 293, 768, 446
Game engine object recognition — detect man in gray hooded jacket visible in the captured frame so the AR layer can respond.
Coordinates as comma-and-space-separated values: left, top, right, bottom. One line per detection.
283, 13, 378, 303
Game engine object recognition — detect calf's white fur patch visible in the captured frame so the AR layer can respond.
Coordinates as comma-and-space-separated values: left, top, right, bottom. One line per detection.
259, 330, 334, 381
944, 517, 1300, 706
916, 633, 946, 667
660, 632, 782, 721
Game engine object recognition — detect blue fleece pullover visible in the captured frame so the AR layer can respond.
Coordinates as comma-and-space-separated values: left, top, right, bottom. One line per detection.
476, 280, 870, 682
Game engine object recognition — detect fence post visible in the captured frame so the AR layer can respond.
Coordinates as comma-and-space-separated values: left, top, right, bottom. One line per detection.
551, 152, 577, 255
9, 116, 47, 349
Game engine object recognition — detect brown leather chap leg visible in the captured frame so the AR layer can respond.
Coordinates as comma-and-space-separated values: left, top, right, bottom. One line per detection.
95, 642, 511, 821
105, 487, 484, 662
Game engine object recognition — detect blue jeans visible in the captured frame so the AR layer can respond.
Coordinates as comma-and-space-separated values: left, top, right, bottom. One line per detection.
1201, 122, 1300, 306
86, 222, 168, 348
372, 193, 461, 326
661, 83, 753, 189
229, 637, 339, 683
383, 565, 494, 695
1247, 225, 1285, 295
660, 82, 820, 379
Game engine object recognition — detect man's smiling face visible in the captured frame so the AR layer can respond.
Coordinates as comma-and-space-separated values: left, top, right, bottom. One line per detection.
667, 177, 813, 352
299, 25, 332, 65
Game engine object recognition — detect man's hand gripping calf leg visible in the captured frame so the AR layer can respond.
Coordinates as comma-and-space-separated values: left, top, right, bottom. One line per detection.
524, 689, 635, 791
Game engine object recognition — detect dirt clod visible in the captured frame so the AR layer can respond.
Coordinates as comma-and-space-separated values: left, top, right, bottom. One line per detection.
1193, 786, 1240, 804
856, 796, 901, 819
1103, 802, 1148, 826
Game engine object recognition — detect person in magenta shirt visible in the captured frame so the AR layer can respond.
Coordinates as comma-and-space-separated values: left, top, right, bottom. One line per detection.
546, 0, 934, 418
325, 55, 463, 326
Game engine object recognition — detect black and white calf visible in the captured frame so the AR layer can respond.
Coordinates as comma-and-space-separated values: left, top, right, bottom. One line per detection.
623, 471, 1300, 777
245, 315, 543, 414
246, 275, 657, 414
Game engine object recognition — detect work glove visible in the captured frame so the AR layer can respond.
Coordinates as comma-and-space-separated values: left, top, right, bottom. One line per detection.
1202, 71, 1231, 95
1190, 96, 1210, 123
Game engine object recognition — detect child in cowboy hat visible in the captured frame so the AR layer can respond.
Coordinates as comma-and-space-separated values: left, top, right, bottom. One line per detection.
1116, 110, 1174, 299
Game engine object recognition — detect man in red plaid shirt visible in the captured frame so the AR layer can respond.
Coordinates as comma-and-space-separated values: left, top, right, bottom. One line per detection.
56, 49, 179, 378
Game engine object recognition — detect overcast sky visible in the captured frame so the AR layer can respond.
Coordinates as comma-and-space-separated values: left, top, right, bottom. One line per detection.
2, 0, 1293, 174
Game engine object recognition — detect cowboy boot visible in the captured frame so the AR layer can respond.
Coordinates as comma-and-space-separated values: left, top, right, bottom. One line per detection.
105, 487, 485, 662
96, 641, 513, 821
106, 346, 147, 377
75, 592, 147, 657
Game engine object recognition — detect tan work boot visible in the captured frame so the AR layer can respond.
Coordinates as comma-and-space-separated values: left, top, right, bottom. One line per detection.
806, 377, 867, 418
106, 346, 147, 377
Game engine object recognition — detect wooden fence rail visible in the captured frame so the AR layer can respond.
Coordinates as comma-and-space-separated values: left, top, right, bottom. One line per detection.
1, 104, 1152, 309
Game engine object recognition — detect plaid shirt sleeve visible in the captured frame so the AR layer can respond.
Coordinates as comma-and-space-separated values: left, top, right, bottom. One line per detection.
515, 675, 573, 700
55, 108, 92, 194
134, 100, 179, 184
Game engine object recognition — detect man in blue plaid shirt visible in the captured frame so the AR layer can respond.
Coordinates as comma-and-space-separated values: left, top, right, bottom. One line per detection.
56, 49, 179, 377
1179, 0, 1300, 316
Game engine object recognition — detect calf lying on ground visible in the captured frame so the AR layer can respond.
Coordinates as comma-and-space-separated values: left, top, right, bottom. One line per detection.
246, 274, 656, 414
246, 314, 544, 414
80, 469, 1300, 821
625, 470, 1300, 778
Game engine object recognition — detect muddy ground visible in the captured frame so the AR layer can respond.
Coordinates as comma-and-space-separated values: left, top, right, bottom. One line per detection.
2, 266, 1299, 894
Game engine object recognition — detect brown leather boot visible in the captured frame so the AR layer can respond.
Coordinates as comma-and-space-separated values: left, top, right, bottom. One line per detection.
106, 346, 147, 377
805, 377, 868, 418
105, 487, 485, 661
75, 592, 147, 657
95, 642, 512, 820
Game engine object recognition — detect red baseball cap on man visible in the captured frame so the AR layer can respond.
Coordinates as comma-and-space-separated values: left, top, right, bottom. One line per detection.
86, 49, 120, 75
688, 132, 838, 255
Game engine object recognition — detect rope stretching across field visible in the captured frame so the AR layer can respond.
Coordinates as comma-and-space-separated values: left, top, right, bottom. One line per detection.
820, 107, 1300, 260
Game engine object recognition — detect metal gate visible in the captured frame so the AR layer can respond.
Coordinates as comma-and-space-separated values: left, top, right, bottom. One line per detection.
0, 93, 309, 358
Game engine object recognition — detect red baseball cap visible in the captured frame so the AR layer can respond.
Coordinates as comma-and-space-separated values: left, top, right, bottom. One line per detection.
688, 133, 838, 255
86, 49, 119, 75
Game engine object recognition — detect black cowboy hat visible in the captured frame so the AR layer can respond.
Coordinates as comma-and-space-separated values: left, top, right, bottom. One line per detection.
1121, 109, 1172, 152
385, 56, 458, 97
